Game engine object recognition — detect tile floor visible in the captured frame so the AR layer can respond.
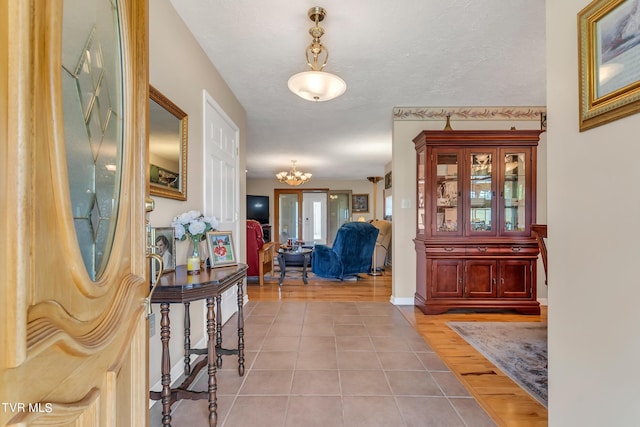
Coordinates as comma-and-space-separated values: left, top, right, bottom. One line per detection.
151, 301, 496, 426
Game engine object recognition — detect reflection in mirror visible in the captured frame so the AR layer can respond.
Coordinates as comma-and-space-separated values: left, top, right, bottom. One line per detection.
149, 85, 188, 200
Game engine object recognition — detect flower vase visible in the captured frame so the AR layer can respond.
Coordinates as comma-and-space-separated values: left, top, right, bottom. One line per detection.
187, 236, 201, 275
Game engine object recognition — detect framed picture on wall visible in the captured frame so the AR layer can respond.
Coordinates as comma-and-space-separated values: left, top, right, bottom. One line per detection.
352, 194, 369, 213
578, 0, 640, 131
206, 231, 237, 268
384, 171, 392, 189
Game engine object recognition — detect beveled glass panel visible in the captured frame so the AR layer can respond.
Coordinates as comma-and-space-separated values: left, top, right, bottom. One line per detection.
62, 0, 123, 280
328, 192, 350, 245
279, 193, 299, 242
503, 152, 526, 232
436, 153, 458, 232
469, 152, 492, 232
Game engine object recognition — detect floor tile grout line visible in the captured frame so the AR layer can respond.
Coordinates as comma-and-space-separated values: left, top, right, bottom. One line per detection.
167, 301, 496, 426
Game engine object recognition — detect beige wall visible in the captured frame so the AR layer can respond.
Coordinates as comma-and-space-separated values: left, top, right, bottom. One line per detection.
547, 1, 640, 424
247, 177, 385, 224
391, 117, 548, 305
148, 0, 247, 390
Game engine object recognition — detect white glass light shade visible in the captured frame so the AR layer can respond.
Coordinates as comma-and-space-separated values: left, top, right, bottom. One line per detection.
288, 70, 347, 102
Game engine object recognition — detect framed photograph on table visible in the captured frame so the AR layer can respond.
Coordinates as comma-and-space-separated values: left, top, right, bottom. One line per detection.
150, 227, 176, 283
352, 194, 369, 213
578, 0, 640, 131
206, 231, 237, 268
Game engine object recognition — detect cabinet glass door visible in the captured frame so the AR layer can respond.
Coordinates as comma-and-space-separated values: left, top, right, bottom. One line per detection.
468, 150, 495, 234
435, 151, 459, 234
417, 149, 426, 234
503, 152, 526, 232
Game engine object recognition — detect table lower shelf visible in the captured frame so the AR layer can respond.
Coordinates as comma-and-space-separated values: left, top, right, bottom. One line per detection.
149, 358, 212, 405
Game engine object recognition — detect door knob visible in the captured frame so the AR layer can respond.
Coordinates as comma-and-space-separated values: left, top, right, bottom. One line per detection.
144, 253, 163, 318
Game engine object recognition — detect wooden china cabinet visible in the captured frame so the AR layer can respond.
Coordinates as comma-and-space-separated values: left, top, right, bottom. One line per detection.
413, 129, 543, 315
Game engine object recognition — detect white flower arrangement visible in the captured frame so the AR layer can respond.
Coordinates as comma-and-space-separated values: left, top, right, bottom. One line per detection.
171, 210, 218, 242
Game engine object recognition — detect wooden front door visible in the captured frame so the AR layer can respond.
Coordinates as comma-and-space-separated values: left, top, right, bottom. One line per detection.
1, 1, 150, 425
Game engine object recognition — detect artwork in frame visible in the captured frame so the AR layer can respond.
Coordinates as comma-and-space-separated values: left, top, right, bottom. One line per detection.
352, 194, 369, 213
150, 227, 176, 283
384, 171, 392, 189
150, 164, 180, 189
578, 0, 640, 131
206, 231, 237, 268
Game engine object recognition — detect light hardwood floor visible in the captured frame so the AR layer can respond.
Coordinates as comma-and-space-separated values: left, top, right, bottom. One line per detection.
248, 268, 548, 427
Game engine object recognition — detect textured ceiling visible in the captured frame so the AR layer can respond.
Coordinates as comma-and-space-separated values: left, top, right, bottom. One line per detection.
169, 0, 546, 180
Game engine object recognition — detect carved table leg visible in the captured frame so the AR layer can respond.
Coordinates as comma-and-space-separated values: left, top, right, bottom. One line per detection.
216, 295, 223, 368
237, 280, 245, 376
184, 301, 191, 376
206, 297, 218, 427
278, 253, 285, 286
160, 302, 172, 426
302, 253, 310, 284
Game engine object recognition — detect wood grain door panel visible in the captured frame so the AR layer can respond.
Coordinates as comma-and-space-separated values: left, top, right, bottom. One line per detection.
0, 1, 149, 425
429, 259, 463, 298
499, 260, 532, 298
464, 260, 497, 298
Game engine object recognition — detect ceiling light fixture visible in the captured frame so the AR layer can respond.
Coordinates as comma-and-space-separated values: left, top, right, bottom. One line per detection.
288, 6, 346, 102
276, 160, 312, 186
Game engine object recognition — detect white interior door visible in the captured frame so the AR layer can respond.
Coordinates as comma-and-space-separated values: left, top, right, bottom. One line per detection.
203, 90, 240, 321
302, 192, 328, 244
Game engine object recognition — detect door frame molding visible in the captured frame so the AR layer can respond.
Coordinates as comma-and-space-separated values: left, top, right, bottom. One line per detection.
274, 188, 329, 245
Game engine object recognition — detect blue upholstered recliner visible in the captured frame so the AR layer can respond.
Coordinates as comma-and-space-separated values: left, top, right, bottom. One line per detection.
311, 222, 379, 280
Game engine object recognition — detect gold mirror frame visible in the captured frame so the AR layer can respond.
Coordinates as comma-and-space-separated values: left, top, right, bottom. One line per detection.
149, 85, 188, 200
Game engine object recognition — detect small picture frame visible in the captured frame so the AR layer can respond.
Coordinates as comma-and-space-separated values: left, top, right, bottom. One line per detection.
206, 231, 237, 268
384, 171, 392, 189
352, 194, 369, 213
150, 227, 176, 282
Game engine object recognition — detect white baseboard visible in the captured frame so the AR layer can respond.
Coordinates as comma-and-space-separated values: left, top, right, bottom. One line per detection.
390, 296, 414, 306
538, 298, 548, 306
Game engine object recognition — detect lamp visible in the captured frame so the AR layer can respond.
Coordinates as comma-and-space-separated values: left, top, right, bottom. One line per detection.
367, 176, 383, 276
276, 160, 312, 186
288, 7, 346, 102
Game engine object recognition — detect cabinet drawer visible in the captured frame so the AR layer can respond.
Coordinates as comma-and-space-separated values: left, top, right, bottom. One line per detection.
465, 246, 501, 256
499, 245, 538, 256
426, 246, 466, 256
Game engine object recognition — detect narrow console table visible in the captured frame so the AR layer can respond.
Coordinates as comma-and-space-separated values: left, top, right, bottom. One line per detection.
149, 263, 248, 427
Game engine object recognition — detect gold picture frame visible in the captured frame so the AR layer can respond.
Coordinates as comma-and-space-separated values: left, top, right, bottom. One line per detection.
206, 231, 237, 268
149, 85, 189, 200
578, 0, 640, 131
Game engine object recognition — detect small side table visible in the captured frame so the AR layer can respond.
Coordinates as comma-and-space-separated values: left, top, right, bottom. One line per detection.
149, 263, 248, 427
277, 247, 313, 285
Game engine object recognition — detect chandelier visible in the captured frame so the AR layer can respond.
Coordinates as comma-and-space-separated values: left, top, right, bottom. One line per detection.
276, 160, 312, 186
287, 7, 347, 102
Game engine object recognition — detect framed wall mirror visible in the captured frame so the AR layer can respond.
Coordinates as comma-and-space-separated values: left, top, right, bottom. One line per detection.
149, 85, 188, 200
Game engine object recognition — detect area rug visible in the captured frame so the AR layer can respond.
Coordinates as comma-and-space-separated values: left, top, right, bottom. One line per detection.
448, 322, 547, 407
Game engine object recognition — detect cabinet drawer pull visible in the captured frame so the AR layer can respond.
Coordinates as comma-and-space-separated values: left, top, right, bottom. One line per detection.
511, 247, 521, 252
444, 247, 455, 251
476, 246, 488, 252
